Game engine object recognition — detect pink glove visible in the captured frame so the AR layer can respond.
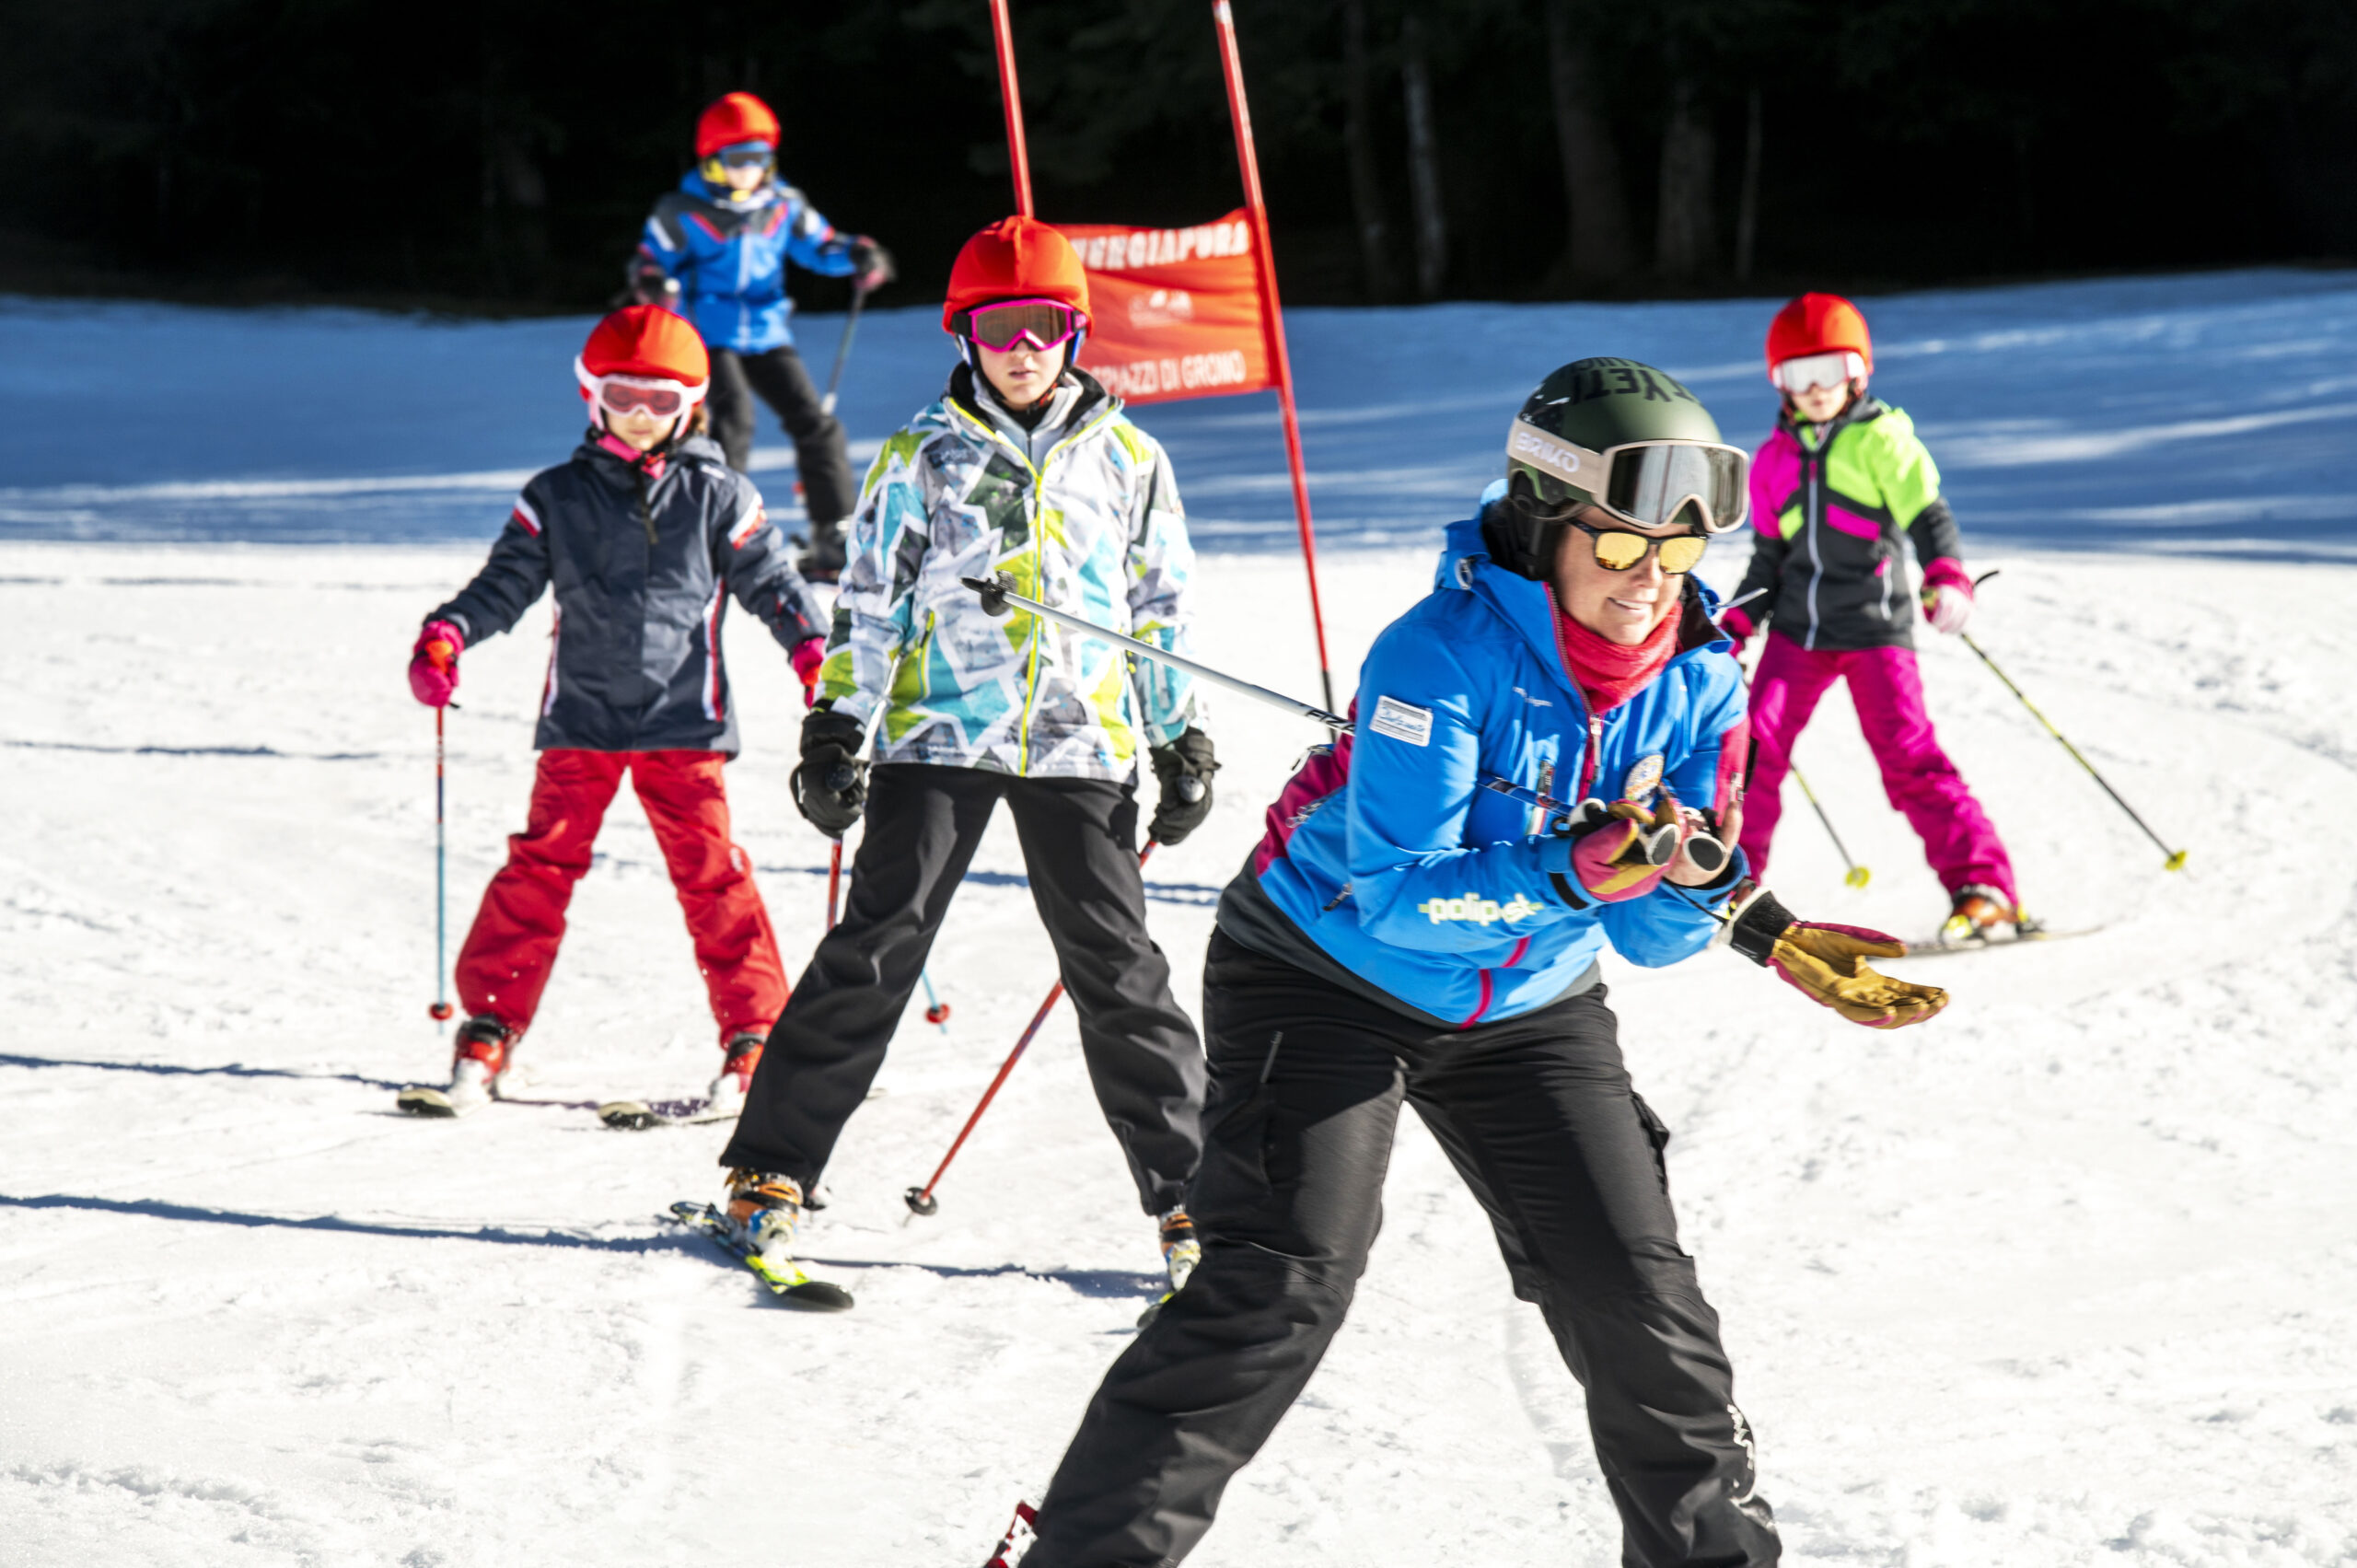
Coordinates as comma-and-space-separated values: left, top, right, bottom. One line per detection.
1719, 603, 1757, 652
1543, 796, 1692, 904
1921, 559, 1973, 634
409, 620, 465, 708
790, 636, 826, 709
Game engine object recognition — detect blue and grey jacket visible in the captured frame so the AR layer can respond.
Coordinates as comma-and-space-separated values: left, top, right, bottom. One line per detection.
1223, 507, 1751, 1027
428, 433, 827, 755
635, 172, 858, 354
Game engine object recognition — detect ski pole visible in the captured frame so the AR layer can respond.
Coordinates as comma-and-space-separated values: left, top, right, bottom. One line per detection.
1787, 763, 1871, 889
826, 842, 842, 930
904, 843, 1156, 1218
819, 283, 869, 418
921, 970, 951, 1031
956, 575, 1720, 868
426, 647, 457, 1030
1962, 573, 2186, 871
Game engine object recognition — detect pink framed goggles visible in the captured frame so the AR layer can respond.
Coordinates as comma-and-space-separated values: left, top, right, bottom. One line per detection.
573, 357, 708, 421
952, 297, 1088, 353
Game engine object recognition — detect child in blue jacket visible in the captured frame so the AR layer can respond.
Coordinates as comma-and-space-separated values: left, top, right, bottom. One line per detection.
629, 92, 893, 580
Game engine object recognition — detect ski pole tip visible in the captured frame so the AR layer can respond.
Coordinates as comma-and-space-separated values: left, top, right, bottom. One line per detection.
903, 1186, 940, 1218
2165, 849, 2189, 872
428, 1000, 455, 1021
1844, 865, 1873, 889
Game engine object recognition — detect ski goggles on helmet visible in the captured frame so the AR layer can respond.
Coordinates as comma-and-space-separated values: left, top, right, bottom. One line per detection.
1569, 518, 1709, 575
1508, 417, 1750, 535
951, 297, 1087, 353
714, 142, 775, 171
1771, 350, 1866, 394
574, 358, 707, 421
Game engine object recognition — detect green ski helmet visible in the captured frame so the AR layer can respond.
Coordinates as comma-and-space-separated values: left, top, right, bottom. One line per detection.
1489, 357, 1750, 579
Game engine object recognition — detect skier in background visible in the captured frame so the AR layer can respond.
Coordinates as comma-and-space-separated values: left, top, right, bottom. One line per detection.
402, 305, 828, 1117
628, 91, 895, 581
990, 359, 1946, 1568
712, 216, 1216, 1301
1720, 293, 2023, 943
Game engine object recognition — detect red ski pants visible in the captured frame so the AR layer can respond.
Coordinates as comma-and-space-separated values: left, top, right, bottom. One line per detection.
454, 749, 787, 1042
1740, 631, 2016, 902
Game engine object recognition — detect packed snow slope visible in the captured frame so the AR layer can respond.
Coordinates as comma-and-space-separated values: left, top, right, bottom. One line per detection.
4, 271, 2356, 1566
4, 266, 2355, 559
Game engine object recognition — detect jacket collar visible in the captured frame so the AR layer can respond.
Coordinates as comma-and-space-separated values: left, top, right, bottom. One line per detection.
574, 429, 723, 490
1441, 500, 1731, 716
680, 168, 785, 212
1781, 392, 1886, 451
945, 362, 1113, 457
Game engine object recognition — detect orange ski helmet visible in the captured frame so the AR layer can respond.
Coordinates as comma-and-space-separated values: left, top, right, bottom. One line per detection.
695, 92, 780, 159
579, 305, 710, 386
942, 216, 1091, 331
1765, 293, 1874, 382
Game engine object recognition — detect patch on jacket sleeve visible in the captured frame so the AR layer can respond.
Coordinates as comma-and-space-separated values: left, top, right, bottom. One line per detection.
1370, 695, 1434, 747
728, 503, 767, 548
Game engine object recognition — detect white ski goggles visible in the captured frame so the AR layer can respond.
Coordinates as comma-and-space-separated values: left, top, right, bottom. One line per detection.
574, 357, 708, 420
1771, 350, 1866, 394
1507, 417, 1750, 535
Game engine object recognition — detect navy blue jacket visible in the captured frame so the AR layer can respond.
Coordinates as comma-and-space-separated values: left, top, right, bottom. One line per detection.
430, 434, 826, 755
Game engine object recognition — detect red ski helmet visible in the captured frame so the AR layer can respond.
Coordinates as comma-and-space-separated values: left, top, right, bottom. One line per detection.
942, 216, 1091, 332
695, 92, 780, 159
579, 305, 710, 387
1766, 293, 1874, 381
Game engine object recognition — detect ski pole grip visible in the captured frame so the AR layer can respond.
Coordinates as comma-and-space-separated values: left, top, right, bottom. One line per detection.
963, 574, 1015, 618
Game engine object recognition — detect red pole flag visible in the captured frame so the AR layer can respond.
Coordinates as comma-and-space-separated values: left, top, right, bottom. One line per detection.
1056, 215, 1270, 403
988, 0, 1034, 215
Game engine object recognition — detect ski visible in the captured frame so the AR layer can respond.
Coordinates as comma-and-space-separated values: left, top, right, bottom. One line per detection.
981, 1500, 1039, 1567
598, 1096, 730, 1130
663, 1200, 855, 1311
394, 1085, 479, 1118
1900, 923, 2106, 958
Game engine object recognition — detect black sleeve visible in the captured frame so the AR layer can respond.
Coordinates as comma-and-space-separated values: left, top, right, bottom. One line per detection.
716, 476, 828, 647
429, 493, 552, 644
1905, 496, 1963, 565
1730, 528, 1788, 623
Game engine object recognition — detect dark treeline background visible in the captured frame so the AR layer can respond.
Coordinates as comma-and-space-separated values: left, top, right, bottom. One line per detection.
2, 0, 2350, 315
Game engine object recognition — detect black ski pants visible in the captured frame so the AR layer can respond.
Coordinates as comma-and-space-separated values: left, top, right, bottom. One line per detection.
717, 763, 1206, 1214
1026, 931, 1781, 1568
705, 344, 858, 528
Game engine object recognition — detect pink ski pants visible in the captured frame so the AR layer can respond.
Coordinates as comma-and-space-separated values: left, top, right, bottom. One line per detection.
1739, 631, 2015, 902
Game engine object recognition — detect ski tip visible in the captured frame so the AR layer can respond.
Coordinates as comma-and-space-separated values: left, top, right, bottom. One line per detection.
780, 1278, 856, 1312
598, 1099, 664, 1131
1135, 1293, 1171, 1330
396, 1087, 460, 1118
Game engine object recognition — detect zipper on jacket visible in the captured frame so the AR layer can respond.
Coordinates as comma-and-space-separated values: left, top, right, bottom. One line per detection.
1802, 436, 1824, 652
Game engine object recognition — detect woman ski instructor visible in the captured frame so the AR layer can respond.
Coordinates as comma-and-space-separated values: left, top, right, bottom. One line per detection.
996, 359, 1947, 1568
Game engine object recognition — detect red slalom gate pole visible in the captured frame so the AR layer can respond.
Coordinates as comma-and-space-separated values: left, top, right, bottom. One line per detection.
987, 0, 1035, 216
1212, 0, 1337, 714
903, 843, 1156, 1217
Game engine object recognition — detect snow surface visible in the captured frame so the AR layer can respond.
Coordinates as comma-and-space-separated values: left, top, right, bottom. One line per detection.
5, 271, 2357, 1566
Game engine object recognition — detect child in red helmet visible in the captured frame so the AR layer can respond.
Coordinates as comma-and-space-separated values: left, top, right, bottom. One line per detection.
709, 217, 1216, 1301
629, 91, 894, 583
1724, 292, 2022, 941
401, 305, 830, 1117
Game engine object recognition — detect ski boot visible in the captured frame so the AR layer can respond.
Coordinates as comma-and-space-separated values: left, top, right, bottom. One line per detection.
1159, 1206, 1202, 1295
722, 1168, 805, 1267
398, 1016, 517, 1117
705, 1031, 765, 1118
980, 1500, 1039, 1568
1940, 884, 2024, 947
797, 517, 847, 583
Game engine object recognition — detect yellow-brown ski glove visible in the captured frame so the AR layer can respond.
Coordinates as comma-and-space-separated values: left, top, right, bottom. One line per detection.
1725, 887, 1949, 1030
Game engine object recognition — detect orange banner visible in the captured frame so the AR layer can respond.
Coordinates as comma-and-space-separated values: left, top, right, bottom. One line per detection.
1053, 211, 1270, 405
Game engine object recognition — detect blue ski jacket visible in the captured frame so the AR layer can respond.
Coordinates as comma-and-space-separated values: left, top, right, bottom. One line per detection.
1236, 505, 1752, 1027
636, 172, 859, 354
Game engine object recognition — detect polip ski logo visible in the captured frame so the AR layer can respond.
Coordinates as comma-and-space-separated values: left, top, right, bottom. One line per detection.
1417, 890, 1544, 925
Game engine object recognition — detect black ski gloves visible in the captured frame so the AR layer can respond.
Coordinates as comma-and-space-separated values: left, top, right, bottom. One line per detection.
792, 706, 870, 840
850, 238, 897, 294
1147, 726, 1218, 846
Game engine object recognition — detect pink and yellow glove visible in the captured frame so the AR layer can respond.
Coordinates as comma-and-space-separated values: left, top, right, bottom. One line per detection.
790, 636, 825, 710
1920, 558, 1974, 635
408, 620, 465, 708
1724, 886, 1947, 1028
1543, 796, 1691, 905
